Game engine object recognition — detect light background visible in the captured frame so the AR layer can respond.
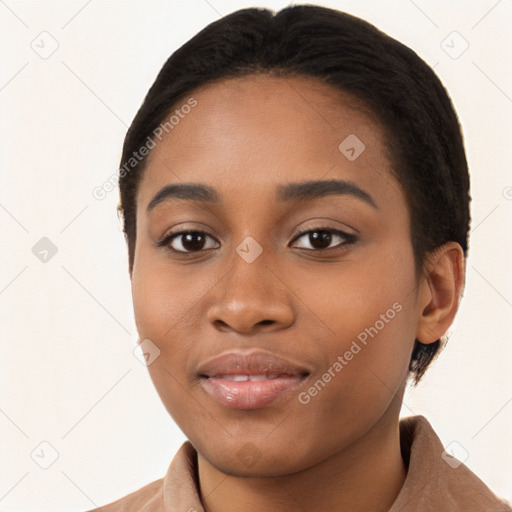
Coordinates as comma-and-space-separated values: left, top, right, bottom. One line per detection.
0, 0, 511, 510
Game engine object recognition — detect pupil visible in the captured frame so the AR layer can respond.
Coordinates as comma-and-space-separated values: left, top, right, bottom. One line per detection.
183, 232, 205, 251
310, 231, 331, 249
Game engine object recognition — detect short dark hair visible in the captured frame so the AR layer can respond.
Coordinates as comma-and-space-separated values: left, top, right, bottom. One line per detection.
117, 5, 471, 384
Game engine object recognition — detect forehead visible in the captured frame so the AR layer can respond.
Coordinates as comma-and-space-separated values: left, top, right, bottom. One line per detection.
136, 74, 398, 209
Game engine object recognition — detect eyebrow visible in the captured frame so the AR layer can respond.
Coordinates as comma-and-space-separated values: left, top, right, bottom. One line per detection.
146, 179, 377, 213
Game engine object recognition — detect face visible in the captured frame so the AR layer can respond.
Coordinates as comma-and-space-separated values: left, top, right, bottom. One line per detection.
131, 75, 424, 477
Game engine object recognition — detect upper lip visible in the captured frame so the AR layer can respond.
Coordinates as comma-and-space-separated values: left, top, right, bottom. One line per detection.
197, 350, 311, 378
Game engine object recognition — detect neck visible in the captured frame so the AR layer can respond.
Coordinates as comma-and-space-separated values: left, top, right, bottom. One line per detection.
197, 401, 407, 512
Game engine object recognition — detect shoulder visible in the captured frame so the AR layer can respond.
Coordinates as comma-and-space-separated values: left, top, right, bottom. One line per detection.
393, 415, 512, 511
81, 441, 199, 512
84, 477, 165, 512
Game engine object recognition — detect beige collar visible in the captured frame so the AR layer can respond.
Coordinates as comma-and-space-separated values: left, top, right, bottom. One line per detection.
160, 415, 511, 511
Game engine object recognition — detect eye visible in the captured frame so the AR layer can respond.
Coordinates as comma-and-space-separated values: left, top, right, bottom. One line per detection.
159, 231, 220, 253
158, 227, 357, 254
290, 226, 357, 251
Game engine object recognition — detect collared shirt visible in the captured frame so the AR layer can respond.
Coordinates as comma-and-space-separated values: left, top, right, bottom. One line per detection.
87, 415, 512, 511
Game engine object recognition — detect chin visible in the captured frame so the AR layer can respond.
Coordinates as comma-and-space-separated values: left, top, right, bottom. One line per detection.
195, 434, 319, 478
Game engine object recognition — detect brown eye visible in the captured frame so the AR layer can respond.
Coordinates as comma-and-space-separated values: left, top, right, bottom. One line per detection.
164, 231, 219, 253
291, 228, 356, 251
306, 230, 332, 250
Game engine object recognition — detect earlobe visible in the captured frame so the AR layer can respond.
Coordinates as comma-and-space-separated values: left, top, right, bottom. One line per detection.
416, 242, 466, 345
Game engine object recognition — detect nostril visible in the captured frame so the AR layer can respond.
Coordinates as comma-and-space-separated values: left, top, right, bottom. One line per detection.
213, 320, 230, 330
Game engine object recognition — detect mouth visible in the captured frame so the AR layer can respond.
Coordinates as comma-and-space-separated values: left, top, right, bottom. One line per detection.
197, 350, 310, 410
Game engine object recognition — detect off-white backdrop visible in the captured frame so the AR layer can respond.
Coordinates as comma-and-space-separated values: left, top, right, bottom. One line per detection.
1, 1, 511, 510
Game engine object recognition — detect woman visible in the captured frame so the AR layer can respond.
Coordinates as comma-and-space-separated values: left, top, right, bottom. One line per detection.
88, 5, 511, 511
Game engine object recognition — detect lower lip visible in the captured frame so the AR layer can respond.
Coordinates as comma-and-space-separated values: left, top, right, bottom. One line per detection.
201, 376, 306, 410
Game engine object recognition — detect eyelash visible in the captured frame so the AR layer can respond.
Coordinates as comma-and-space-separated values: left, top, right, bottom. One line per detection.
158, 226, 357, 254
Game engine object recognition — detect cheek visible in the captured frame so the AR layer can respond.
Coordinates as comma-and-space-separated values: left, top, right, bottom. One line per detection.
299, 294, 415, 448
132, 270, 169, 339
131, 250, 204, 341
130, 247, 221, 393
131, 255, 206, 425
310, 243, 418, 390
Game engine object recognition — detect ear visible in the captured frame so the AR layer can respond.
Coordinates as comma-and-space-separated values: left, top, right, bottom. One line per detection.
416, 242, 466, 344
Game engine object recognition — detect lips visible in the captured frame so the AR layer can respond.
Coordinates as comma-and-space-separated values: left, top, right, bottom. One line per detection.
197, 351, 310, 379
197, 350, 310, 410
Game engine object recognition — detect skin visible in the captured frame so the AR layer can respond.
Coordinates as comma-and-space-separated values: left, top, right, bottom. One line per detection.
130, 75, 465, 512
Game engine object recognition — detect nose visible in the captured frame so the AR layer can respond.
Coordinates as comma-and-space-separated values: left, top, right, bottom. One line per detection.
206, 247, 295, 335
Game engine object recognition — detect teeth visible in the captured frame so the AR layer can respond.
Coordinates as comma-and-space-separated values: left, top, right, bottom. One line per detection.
219, 375, 281, 381
221, 375, 249, 381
